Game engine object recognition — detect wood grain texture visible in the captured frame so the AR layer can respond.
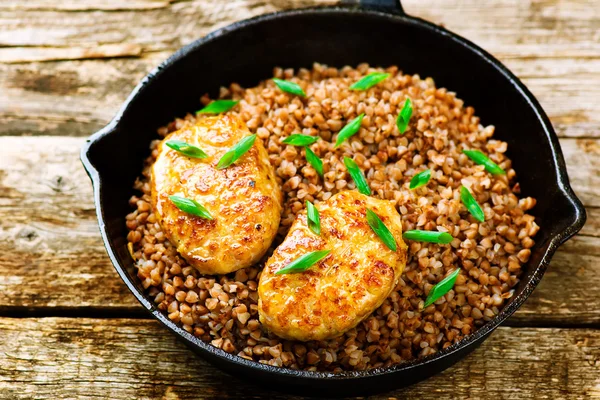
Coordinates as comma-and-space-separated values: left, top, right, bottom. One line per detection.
0, 56, 165, 137
1, 57, 598, 139
0, 0, 336, 49
1, 0, 596, 55
0, 0, 599, 139
0, 137, 138, 311
1, 317, 599, 399
0, 0, 174, 11
0, 136, 598, 325
0, 44, 144, 63
0, 1, 599, 398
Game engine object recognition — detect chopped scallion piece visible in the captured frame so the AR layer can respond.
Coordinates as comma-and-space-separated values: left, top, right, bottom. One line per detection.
349, 72, 390, 91
306, 200, 321, 235
424, 268, 461, 308
403, 230, 453, 244
169, 195, 213, 220
305, 146, 324, 177
460, 186, 485, 222
282, 134, 319, 146
216, 134, 256, 169
366, 209, 397, 251
343, 157, 371, 195
273, 78, 306, 97
276, 250, 331, 275
396, 98, 413, 134
463, 149, 506, 175
335, 114, 365, 148
197, 100, 239, 114
409, 169, 431, 189
165, 140, 208, 159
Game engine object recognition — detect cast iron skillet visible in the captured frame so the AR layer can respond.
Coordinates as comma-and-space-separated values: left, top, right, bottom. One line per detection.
81, 0, 586, 396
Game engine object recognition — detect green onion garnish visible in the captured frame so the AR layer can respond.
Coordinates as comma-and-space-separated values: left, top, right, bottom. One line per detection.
305, 146, 323, 177
282, 134, 319, 146
273, 78, 306, 97
335, 113, 365, 148
276, 250, 331, 275
306, 200, 321, 235
403, 230, 453, 244
343, 157, 371, 195
169, 195, 212, 220
460, 186, 485, 222
463, 149, 506, 175
216, 134, 256, 170
424, 268, 460, 308
396, 98, 413, 134
197, 100, 239, 114
366, 209, 397, 251
165, 140, 208, 159
409, 169, 431, 190
349, 72, 390, 91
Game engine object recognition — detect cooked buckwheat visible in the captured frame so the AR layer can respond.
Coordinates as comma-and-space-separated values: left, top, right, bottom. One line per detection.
126, 63, 538, 371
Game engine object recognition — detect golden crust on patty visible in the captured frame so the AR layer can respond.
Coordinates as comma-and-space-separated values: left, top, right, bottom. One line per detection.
258, 191, 407, 341
151, 115, 282, 275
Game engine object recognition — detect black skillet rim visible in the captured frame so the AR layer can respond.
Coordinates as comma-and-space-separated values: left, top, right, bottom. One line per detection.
80, 4, 587, 382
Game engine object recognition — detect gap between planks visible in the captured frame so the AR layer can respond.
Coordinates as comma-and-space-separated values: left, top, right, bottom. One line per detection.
1, 307, 600, 330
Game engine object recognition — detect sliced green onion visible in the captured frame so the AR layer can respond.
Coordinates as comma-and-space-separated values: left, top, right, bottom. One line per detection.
366, 209, 397, 251
273, 78, 306, 97
424, 268, 461, 308
305, 146, 323, 177
409, 169, 431, 190
349, 72, 390, 91
343, 157, 371, 195
403, 230, 453, 244
306, 200, 321, 236
197, 100, 239, 114
463, 149, 506, 175
460, 186, 485, 222
169, 195, 212, 220
335, 113, 365, 148
165, 140, 208, 159
216, 134, 256, 170
396, 98, 413, 134
276, 250, 331, 275
282, 134, 319, 146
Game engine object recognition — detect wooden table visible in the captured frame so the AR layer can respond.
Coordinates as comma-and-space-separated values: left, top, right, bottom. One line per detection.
1, 1, 599, 398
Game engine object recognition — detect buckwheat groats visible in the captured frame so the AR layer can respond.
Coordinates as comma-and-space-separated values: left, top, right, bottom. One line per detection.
126, 63, 538, 372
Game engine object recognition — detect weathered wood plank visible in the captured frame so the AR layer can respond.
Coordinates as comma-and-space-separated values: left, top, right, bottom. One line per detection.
513, 235, 600, 325
1, 0, 599, 138
404, 0, 600, 58
1, 318, 599, 399
0, 1, 334, 49
1, 0, 597, 56
562, 139, 600, 208
0, 137, 138, 310
0, 0, 173, 12
0, 44, 143, 63
0, 55, 168, 137
510, 58, 600, 140
0, 136, 598, 326
581, 206, 600, 237
1, 57, 598, 138
0, 1, 597, 398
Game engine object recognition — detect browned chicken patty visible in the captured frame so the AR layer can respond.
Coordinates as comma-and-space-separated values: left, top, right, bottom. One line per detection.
258, 191, 408, 341
151, 115, 282, 275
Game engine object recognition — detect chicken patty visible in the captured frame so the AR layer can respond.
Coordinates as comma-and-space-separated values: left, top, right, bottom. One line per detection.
258, 191, 407, 341
151, 115, 282, 275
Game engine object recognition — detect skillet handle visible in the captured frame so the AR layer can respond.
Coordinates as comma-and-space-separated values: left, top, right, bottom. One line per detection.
355, 0, 404, 13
